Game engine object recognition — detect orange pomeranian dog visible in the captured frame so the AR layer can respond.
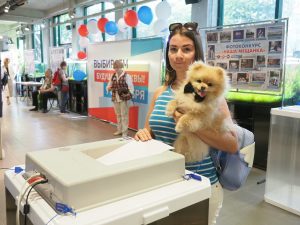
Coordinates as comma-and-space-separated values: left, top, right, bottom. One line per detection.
166, 61, 231, 162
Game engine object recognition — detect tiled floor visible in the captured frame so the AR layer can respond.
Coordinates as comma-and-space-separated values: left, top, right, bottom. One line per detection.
0, 100, 299, 225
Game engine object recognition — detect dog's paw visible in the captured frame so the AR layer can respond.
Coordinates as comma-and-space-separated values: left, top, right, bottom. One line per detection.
175, 122, 184, 133
165, 100, 177, 117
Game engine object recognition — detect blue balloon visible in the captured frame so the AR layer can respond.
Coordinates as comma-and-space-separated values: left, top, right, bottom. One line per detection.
138, 6, 153, 25
73, 70, 87, 81
105, 21, 119, 35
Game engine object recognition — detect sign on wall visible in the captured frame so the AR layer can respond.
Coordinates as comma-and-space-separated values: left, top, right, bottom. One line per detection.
49, 47, 65, 72
87, 37, 164, 130
24, 49, 35, 75
204, 22, 286, 91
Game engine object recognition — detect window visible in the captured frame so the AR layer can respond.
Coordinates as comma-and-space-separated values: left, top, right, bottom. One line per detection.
53, 13, 72, 46
136, 0, 192, 38
85, 2, 115, 42
222, 0, 276, 25
282, 0, 300, 57
59, 14, 72, 45
32, 24, 43, 62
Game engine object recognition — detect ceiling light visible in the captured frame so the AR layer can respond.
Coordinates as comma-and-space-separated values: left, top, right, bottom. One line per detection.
0, 35, 3, 40
120, 0, 124, 3
41, 20, 46, 28
69, 8, 75, 19
4, 2, 10, 13
24, 26, 30, 31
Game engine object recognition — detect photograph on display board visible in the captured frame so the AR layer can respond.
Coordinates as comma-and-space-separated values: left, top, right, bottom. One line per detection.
241, 58, 254, 70
251, 72, 267, 86
256, 55, 266, 67
245, 28, 256, 40
227, 73, 233, 83
237, 72, 250, 84
229, 60, 240, 71
207, 61, 215, 66
207, 32, 218, 43
233, 30, 244, 41
216, 62, 228, 70
268, 70, 281, 88
256, 28, 266, 39
268, 26, 283, 39
207, 45, 215, 60
268, 56, 281, 68
220, 31, 232, 42
269, 41, 282, 53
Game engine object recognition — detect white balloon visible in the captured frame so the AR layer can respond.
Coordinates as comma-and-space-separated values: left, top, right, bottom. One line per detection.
155, 1, 171, 20
78, 37, 89, 48
117, 18, 129, 33
153, 19, 168, 35
87, 19, 98, 34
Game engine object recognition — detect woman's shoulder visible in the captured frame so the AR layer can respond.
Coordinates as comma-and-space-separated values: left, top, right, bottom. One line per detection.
154, 85, 168, 97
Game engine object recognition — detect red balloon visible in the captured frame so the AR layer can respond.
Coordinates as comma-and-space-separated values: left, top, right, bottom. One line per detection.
97, 18, 109, 33
77, 51, 87, 60
124, 10, 138, 27
78, 24, 89, 37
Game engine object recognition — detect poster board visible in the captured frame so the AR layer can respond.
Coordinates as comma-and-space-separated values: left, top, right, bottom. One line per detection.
87, 37, 164, 130
0, 49, 23, 78
49, 47, 65, 73
24, 49, 35, 75
204, 21, 287, 92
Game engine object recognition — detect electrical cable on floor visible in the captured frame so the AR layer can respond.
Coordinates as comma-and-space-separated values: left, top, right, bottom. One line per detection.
23, 179, 48, 225
46, 214, 59, 225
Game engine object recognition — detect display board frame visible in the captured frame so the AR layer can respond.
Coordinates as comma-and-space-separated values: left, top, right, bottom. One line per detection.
200, 18, 289, 105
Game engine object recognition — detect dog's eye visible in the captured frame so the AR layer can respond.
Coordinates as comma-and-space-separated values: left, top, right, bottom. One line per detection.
208, 83, 213, 86
197, 80, 202, 83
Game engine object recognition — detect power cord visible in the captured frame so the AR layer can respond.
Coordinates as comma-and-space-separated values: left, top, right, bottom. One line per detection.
23, 179, 48, 225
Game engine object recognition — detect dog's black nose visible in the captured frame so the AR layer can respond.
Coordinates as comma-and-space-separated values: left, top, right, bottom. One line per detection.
200, 86, 206, 91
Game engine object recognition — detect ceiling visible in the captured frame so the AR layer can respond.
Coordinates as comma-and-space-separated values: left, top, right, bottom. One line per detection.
0, 0, 114, 25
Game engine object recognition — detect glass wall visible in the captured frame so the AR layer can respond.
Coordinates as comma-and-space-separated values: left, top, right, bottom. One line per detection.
59, 14, 72, 45
223, 0, 276, 25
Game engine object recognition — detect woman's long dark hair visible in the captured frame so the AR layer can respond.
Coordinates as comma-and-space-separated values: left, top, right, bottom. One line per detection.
165, 27, 204, 86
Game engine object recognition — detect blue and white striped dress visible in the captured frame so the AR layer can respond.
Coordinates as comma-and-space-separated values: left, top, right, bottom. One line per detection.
149, 86, 219, 185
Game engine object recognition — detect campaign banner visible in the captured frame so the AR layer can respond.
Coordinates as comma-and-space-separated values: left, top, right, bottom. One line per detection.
49, 47, 65, 72
24, 49, 35, 75
205, 22, 285, 92
87, 37, 164, 130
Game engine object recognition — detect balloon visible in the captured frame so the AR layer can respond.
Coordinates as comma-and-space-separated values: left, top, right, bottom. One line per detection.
117, 18, 129, 33
153, 19, 168, 35
78, 37, 89, 48
87, 19, 98, 34
73, 70, 87, 81
124, 10, 138, 27
77, 51, 87, 60
97, 18, 108, 33
155, 1, 171, 20
138, 6, 153, 25
105, 21, 119, 35
78, 24, 89, 37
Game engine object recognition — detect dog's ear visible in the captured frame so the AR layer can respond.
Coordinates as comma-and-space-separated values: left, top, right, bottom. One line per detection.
216, 67, 225, 78
184, 82, 194, 94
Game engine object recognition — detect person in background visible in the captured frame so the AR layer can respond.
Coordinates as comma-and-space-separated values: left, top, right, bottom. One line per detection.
107, 60, 134, 138
134, 22, 238, 225
29, 69, 55, 113
59, 61, 69, 114
1, 58, 15, 105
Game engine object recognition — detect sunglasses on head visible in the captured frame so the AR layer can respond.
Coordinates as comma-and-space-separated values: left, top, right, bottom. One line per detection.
169, 22, 198, 33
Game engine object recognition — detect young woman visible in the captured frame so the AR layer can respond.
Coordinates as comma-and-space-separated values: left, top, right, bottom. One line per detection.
134, 22, 238, 225
58, 61, 69, 113
1, 58, 15, 105
29, 69, 56, 113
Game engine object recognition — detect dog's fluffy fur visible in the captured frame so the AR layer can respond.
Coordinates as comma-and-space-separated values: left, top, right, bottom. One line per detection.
166, 61, 230, 162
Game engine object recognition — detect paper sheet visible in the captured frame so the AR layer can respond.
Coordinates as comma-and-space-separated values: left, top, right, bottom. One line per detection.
97, 139, 174, 165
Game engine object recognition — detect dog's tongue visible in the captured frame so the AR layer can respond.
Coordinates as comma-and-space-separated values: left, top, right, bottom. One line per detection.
199, 91, 206, 97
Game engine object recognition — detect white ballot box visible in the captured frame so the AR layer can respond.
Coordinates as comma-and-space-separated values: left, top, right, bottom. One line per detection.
264, 106, 300, 216
5, 139, 211, 225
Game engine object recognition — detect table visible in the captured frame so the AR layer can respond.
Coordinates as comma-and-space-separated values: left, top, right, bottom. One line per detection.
264, 106, 300, 215
5, 167, 211, 225
15, 82, 42, 103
